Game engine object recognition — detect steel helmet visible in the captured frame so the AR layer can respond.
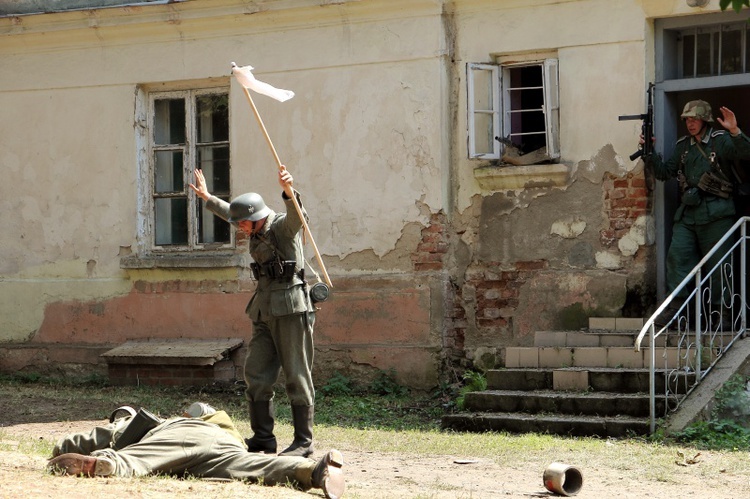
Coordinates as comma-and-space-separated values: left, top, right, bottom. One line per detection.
681, 100, 714, 122
228, 192, 271, 222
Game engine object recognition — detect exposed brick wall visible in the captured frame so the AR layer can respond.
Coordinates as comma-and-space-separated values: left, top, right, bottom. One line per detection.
443, 279, 466, 356
443, 260, 548, 369
600, 171, 651, 247
412, 212, 449, 271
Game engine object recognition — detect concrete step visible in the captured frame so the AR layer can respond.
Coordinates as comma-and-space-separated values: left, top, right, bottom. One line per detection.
534, 330, 669, 348
535, 329, 737, 349
487, 368, 694, 394
505, 346, 705, 369
444, 317, 723, 439
442, 411, 650, 437
462, 389, 666, 417
588, 317, 644, 331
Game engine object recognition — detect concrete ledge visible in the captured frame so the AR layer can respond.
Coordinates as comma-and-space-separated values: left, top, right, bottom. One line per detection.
101, 338, 244, 366
442, 412, 650, 437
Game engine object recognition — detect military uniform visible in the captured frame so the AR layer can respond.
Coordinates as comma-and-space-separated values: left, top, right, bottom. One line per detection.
48, 410, 345, 496
205, 190, 317, 456
649, 117, 750, 301
52, 412, 312, 483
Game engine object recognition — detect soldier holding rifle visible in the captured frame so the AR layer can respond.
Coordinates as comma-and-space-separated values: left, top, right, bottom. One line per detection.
644, 101, 750, 325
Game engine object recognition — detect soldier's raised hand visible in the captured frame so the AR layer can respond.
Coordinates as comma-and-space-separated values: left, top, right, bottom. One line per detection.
189, 169, 211, 201
278, 165, 295, 198
717, 106, 740, 135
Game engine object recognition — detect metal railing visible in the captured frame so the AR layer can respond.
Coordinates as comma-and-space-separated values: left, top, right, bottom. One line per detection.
635, 216, 749, 433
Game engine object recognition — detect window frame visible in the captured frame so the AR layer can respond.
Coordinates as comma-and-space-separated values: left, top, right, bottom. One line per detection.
467, 58, 560, 162
677, 21, 749, 79
467, 63, 500, 159
145, 86, 233, 254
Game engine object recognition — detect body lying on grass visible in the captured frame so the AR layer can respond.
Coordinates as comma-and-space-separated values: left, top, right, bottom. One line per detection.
46, 403, 345, 499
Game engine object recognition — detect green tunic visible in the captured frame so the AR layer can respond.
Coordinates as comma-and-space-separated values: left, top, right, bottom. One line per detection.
649, 127, 750, 297
206, 190, 316, 406
650, 127, 750, 224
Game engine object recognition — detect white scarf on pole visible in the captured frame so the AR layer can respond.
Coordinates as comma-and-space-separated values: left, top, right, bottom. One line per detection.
231, 62, 294, 102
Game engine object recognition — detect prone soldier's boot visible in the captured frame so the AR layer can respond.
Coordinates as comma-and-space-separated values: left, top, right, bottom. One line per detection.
48, 453, 115, 477
245, 400, 277, 454
279, 404, 314, 457
295, 449, 345, 499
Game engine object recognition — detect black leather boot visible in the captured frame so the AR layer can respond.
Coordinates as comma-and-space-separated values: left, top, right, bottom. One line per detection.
245, 400, 277, 454
311, 449, 345, 499
279, 404, 314, 457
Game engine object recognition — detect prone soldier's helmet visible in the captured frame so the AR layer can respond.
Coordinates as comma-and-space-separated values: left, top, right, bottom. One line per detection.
681, 100, 714, 122
228, 192, 271, 222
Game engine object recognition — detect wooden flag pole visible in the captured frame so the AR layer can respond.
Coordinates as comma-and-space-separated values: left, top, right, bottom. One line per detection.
239, 85, 333, 288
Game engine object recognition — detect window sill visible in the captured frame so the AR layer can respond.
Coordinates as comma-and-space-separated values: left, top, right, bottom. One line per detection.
474, 163, 571, 191
120, 253, 247, 270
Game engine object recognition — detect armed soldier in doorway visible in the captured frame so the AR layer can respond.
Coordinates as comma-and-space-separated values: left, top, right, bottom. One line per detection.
645, 100, 750, 327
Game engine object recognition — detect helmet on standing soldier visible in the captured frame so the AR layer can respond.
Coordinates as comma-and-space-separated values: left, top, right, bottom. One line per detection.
228, 192, 272, 222
681, 100, 714, 122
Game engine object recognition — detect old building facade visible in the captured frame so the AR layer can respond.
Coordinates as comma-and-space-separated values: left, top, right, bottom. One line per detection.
2, 0, 747, 389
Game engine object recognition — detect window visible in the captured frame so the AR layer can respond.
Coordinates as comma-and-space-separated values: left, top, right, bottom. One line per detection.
148, 88, 231, 251
678, 22, 750, 78
467, 59, 560, 162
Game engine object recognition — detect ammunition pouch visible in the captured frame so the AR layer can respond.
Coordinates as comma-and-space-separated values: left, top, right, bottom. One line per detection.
112, 408, 163, 450
681, 187, 702, 206
250, 260, 298, 281
697, 171, 733, 199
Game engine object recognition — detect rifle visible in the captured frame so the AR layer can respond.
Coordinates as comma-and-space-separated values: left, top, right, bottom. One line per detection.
619, 83, 655, 161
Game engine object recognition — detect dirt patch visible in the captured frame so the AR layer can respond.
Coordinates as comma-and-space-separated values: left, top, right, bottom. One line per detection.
1, 388, 748, 498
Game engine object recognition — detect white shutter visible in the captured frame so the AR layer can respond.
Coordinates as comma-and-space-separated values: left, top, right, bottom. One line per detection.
543, 58, 560, 160
467, 63, 500, 159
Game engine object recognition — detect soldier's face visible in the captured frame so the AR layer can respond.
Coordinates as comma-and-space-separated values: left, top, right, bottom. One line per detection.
238, 218, 267, 236
685, 117, 705, 138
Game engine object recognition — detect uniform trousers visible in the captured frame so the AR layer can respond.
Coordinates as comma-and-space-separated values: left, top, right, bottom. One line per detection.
667, 216, 735, 305
245, 311, 315, 406
53, 416, 316, 487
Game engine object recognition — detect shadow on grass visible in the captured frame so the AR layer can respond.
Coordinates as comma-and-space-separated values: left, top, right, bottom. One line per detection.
0, 373, 444, 432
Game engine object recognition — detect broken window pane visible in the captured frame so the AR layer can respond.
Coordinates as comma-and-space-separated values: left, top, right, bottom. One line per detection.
197, 94, 229, 142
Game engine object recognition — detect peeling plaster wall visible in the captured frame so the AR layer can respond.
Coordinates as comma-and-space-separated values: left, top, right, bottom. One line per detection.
442, 0, 721, 368
0, 0, 449, 389
0, 0, 732, 385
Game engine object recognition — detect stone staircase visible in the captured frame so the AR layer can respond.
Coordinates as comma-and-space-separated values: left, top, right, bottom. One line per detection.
442, 318, 696, 437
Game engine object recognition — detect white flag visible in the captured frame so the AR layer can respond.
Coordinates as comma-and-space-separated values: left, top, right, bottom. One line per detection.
231, 62, 294, 102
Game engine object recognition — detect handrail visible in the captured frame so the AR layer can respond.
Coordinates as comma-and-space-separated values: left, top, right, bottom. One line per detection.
634, 216, 749, 433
